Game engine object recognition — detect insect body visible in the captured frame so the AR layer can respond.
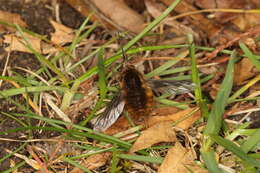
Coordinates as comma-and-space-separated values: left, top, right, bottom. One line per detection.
93, 64, 195, 132
120, 65, 154, 124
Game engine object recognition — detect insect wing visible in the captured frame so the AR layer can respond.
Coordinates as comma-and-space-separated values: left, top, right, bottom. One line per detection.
148, 79, 195, 95
93, 93, 125, 132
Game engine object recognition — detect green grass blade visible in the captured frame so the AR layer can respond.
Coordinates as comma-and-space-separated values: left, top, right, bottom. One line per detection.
0, 86, 69, 99
210, 135, 260, 168
201, 150, 224, 173
204, 52, 236, 135
62, 157, 92, 173
118, 154, 163, 164
241, 129, 260, 153
239, 42, 260, 70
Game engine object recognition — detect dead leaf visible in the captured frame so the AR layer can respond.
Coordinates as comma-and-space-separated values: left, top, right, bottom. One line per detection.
130, 122, 176, 153
232, 13, 260, 31
4, 33, 41, 53
92, 0, 145, 33
65, 0, 145, 33
158, 142, 208, 173
145, 0, 199, 40
70, 152, 111, 172
195, 0, 216, 9
160, 0, 222, 38
50, 19, 75, 45
234, 58, 256, 85
0, 10, 27, 32
148, 107, 201, 129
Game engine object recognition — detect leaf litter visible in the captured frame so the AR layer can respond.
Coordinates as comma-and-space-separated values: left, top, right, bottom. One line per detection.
0, 0, 260, 172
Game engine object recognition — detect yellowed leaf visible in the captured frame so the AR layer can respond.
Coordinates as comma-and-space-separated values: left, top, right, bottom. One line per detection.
158, 142, 208, 173
4, 33, 41, 53
0, 10, 27, 32
148, 107, 200, 129
50, 19, 74, 45
234, 58, 257, 85
130, 122, 176, 153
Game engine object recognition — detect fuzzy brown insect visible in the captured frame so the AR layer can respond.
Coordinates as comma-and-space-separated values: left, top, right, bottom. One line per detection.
120, 65, 154, 125
93, 66, 194, 132
93, 49, 195, 132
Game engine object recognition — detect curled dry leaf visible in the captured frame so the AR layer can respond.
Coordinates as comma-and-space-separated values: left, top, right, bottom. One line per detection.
50, 19, 75, 45
0, 10, 27, 32
148, 107, 201, 129
234, 58, 257, 85
158, 142, 208, 173
130, 122, 176, 153
84, 152, 111, 169
4, 33, 41, 53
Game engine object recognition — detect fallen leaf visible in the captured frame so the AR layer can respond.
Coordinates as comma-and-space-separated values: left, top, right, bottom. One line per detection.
65, 0, 145, 33
145, 0, 199, 40
4, 33, 41, 53
148, 107, 201, 129
234, 58, 256, 85
0, 10, 27, 32
92, 0, 145, 33
160, 0, 222, 39
50, 19, 75, 45
70, 152, 111, 172
130, 122, 176, 153
158, 142, 208, 173
232, 13, 260, 31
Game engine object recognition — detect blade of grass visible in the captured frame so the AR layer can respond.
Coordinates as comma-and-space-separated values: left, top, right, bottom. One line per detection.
15, 24, 69, 84
74, 0, 182, 84
241, 129, 260, 153
201, 150, 224, 173
228, 74, 260, 103
210, 135, 260, 168
62, 157, 92, 173
0, 86, 69, 99
188, 34, 208, 118
145, 50, 188, 78
202, 51, 236, 173
239, 42, 260, 70
7, 113, 131, 149
118, 154, 163, 164
204, 51, 236, 135
80, 48, 107, 125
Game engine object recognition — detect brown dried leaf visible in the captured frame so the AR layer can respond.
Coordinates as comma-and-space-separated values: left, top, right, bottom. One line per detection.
65, 0, 145, 33
70, 152, 111, 172
234, 58, 256, 85
158, 142, 208, 173
145, 0, 199, 40
160, 0, 222, 38
148, 107, 201, 129
130, 122, 176, 153
4, 33, 41, 53
232, 13, 260, 31
0, 10, 27, 32
91, 0, 145, 33
50, 19, 75, 45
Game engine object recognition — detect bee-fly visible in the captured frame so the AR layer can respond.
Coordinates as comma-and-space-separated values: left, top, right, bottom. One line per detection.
93, 52, 194, 132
